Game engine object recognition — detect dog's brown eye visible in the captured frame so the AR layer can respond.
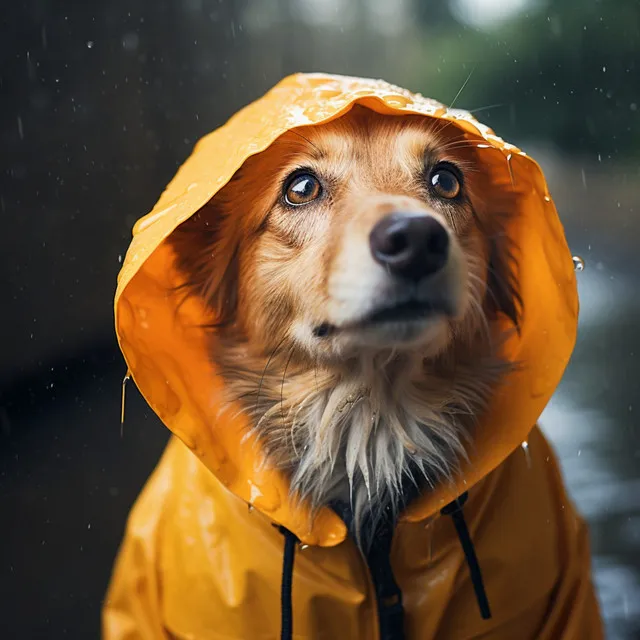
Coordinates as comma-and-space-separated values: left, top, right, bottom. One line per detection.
430, 167, 461, 199
284, 173, 322, 206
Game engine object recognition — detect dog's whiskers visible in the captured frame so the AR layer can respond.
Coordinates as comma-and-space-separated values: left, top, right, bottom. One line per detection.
254, 336, 288, 414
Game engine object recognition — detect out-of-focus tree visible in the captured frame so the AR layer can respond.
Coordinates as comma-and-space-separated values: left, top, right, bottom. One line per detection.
410, 0, 640, 158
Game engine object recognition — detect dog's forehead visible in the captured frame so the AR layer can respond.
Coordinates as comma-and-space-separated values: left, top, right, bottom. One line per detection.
283, 112, 447, 186
304, 112, 442, 155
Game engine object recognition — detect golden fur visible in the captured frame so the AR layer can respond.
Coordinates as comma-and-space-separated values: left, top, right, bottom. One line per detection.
170, 106, 521, 548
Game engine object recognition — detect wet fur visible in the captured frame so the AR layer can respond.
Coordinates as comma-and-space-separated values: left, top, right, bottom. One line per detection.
170, 107, 522, 549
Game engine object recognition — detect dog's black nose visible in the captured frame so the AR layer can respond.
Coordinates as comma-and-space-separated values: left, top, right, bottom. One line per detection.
369, 212, 450, 280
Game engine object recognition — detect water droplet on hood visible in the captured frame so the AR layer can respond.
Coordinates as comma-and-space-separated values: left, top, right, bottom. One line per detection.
521, 440, 532, 468
121, 371, 131, 437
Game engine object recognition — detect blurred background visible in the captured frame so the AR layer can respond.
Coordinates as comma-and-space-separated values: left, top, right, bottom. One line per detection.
1, 0, 639, 637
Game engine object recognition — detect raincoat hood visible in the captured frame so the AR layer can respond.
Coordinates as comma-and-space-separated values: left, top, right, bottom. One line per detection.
115, 72, 578, 547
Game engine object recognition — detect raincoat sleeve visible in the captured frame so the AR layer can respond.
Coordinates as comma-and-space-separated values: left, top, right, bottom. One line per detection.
102, 448, 172, 639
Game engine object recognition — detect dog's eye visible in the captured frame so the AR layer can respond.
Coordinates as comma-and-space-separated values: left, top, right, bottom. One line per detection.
430, 166, 461, 199
284, 173, 322, 206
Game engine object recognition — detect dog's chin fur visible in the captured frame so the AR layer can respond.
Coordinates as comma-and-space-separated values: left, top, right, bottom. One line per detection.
170, 107, 522, 551
219, 330, 512, 550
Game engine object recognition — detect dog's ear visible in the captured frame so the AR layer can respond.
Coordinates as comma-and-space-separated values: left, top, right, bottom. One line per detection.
486, 230, 522, 332
169, 201, 239, 328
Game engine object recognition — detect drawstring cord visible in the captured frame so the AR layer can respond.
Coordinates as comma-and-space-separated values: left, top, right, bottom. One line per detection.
278, 490, 491, 639
278, 526, 299, 640
441, 491, 492, 620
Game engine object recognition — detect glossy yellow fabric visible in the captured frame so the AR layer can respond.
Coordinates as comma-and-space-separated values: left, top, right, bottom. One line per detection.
104, 73, 603, 638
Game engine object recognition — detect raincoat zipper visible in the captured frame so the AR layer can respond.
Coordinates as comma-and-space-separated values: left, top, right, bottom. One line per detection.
332, 500, 406, 640
361, 519, 405, 640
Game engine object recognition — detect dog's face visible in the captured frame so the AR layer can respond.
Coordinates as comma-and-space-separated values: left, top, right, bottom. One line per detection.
247, 109, 478, 360
174, 106, 516, 367
172, 106, 520, 537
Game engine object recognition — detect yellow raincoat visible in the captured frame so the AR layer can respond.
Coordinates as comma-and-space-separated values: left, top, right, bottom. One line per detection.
104, 73, 603, 639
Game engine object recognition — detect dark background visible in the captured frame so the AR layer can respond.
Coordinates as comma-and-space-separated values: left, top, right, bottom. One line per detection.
1, 0, 639, 637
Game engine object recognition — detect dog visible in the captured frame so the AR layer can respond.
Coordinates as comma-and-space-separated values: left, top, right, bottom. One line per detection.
106, 74, 603, 640
169, 105, 521, 550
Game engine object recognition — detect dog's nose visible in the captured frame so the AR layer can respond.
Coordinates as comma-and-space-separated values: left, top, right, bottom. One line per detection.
369, 212, 450, 280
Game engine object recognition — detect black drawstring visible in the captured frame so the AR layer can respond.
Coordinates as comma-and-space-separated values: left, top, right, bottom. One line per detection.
278, 526, 299, 640
277, 491, 490, 640
441, 491, 492, 620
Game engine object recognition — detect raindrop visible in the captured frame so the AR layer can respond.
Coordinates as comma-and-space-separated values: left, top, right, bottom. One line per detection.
117, 254, 123, 263
521, 441, 532, 468
86, 40, 94, 49
505, 153, 515, 185
572, 256, 585, 272
17, 116, 23, 140
122, 32, 139, 52
121, 371, 131, 437
425, 520, 433, 561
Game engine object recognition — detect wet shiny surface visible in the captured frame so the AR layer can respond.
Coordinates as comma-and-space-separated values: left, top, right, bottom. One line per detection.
542, 260, 640, 639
